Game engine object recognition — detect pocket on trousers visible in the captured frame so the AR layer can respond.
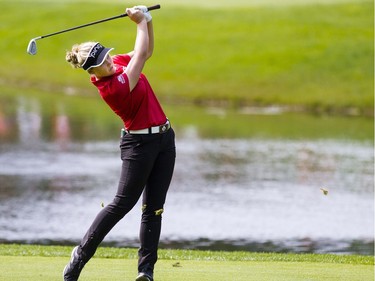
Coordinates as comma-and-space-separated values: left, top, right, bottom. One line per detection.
119, 135, 143, 160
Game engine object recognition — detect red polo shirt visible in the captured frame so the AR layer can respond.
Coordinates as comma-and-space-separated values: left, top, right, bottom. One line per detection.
91, 54, 167, 130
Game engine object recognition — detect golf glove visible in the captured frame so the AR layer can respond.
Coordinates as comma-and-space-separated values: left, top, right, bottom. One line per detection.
134, 5, 152, 22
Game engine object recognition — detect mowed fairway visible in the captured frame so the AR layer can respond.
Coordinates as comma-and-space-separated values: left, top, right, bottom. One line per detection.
0, 245, 373, 281
1, 255, 374, 281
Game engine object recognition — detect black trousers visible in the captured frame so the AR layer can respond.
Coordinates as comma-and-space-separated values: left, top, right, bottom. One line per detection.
78, 128, 176, 274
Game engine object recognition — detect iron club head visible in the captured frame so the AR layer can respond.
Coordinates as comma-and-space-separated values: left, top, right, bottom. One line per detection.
27, 37, 41, 55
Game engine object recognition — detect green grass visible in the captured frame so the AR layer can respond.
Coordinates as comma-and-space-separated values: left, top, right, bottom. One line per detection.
0, 244, 373, 281
0, 0, 373, 115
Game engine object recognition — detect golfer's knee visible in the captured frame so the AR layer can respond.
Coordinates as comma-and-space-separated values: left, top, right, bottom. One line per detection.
141, 204, 164, 220
109, 196, 136, 217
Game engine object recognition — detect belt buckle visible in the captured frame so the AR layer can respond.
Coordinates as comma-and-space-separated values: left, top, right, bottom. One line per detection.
160, 124, 167, 133
159, 123, 169, 133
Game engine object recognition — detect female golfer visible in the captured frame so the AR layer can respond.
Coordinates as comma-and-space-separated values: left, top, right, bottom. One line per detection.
63, 6, 176, 281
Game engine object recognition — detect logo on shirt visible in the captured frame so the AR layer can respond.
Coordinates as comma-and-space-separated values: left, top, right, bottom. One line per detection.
117, 75, 126, 84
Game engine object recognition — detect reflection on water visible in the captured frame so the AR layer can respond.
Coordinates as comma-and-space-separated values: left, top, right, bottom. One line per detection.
0, 96, 72, 145
0, 95, 373, 255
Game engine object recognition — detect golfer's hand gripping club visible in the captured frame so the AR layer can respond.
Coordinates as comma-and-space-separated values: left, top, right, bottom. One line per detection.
26, 4, 161, 55
134, 5, 153, 22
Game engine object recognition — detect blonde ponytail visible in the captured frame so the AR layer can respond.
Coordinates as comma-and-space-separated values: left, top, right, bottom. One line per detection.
66, 42, 97, 69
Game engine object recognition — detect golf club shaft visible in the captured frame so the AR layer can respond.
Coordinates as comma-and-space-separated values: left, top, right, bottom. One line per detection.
39, 4, 160, 39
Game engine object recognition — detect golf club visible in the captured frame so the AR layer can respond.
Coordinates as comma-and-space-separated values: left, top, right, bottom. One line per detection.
27, 4, 160, 55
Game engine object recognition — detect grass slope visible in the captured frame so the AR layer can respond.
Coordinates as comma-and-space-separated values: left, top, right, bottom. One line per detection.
0, 0, 373, 115
0, 245, 373, 281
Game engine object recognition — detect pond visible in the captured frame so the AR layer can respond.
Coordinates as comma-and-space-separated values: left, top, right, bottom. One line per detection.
0, 93, 373, 255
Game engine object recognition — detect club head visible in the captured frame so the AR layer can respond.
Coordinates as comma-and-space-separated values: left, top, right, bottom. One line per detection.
27, 38, 38, 55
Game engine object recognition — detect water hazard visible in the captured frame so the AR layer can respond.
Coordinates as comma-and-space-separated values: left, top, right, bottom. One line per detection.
0, 95, 373, 255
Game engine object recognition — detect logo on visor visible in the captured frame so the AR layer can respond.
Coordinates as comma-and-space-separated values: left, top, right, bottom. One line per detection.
88, 44, 103, 59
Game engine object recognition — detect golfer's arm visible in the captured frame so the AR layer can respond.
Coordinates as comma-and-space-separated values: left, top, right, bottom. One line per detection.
146, 20, 154, 59
127, 21, 153, 59
125, 20, 149, 91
